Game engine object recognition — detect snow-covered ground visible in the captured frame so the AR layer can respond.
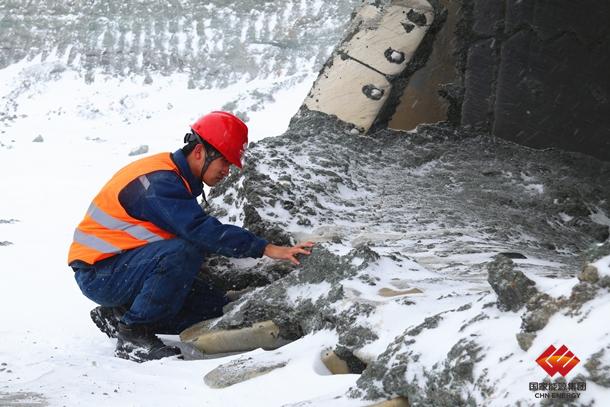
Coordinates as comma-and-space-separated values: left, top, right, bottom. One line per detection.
2, 2, 610, 406
0, 54, 360, 405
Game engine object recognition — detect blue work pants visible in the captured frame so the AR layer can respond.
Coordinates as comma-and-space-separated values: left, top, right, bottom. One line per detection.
73, 238, 228, 334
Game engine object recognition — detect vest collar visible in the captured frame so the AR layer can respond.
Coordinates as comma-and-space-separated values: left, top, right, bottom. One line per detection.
171, 149, 203, 197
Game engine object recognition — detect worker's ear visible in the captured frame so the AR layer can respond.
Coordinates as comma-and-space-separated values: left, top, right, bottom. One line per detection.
194, 143, 204, 160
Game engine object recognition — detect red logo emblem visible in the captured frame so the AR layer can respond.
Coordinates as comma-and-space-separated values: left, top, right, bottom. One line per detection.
536, 345, 580, 377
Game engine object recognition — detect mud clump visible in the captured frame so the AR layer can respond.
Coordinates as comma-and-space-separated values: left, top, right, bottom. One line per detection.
407, 9, 427, 27
212, 246, 380, 346
406, 314, 442, 336
352, 332, 485, 406
200, 255, 294, 292
242, 204, 293, 246
203, 109, 610, 404
335, 345, 368, 374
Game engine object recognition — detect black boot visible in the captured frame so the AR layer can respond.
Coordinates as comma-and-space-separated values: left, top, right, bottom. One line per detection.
90, 306, 126, 338
115, 323, 181, 363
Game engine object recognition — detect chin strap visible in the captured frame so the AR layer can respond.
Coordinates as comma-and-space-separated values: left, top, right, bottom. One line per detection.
200, 147, 222, 181
199, 155, 212, 209
200, 188, 209, 208
185, 131, 223, 207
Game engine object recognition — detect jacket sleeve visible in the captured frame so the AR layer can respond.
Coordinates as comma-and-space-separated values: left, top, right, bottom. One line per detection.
118, 170, 268, 258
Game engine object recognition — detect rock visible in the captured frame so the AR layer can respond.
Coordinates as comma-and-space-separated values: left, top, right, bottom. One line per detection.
578, 264, 599, 284
32, 135, 44, 142
180, 320, 281, 354
520, 293, 559, 333
487, 255, 538, 312
516, 332, 536, 351
204, 357, 287, 388
128, 145, 149, 156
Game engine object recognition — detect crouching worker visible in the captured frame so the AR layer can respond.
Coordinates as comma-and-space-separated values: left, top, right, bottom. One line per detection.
67, 111, 313, 362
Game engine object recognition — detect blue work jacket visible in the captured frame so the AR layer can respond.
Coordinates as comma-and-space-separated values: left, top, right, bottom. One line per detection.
115, 149, 268, 259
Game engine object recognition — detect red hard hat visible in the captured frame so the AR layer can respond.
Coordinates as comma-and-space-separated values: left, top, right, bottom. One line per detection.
191, 111, 248, 168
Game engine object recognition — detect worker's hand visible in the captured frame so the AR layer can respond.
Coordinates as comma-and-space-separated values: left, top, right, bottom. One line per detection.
263, 242, 315, 265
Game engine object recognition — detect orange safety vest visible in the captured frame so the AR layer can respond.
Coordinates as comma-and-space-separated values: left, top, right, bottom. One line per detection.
68, 153, 193, 265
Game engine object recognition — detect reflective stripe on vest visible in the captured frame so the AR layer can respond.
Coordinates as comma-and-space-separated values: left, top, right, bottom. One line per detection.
73, 229, 121, 255
67, 153, 193, 265
86, 203, 165, 244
